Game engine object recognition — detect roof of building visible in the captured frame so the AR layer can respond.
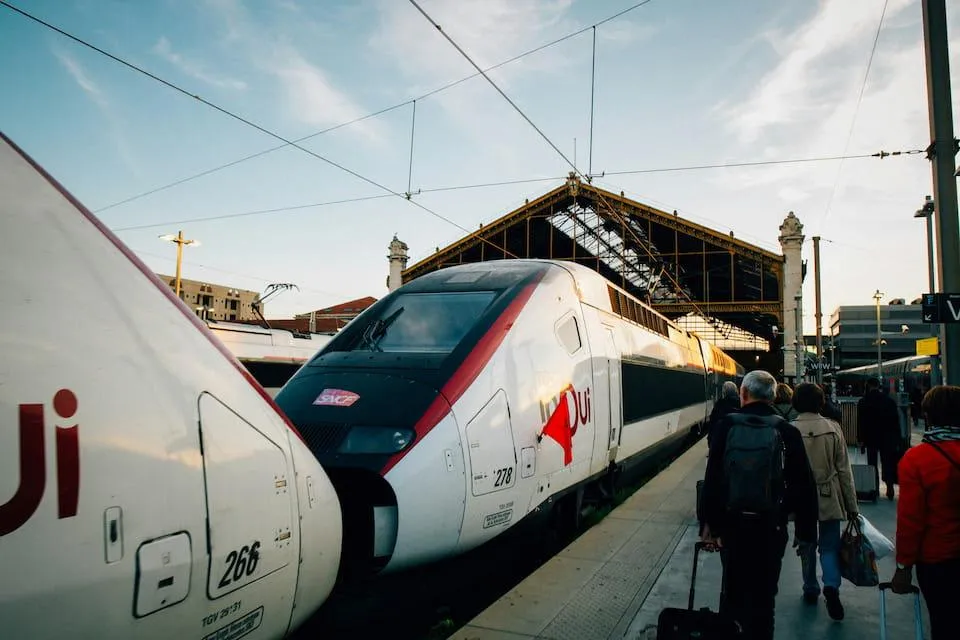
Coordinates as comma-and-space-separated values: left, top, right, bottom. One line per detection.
297, 296, 378, 318
401, 174, 784, 342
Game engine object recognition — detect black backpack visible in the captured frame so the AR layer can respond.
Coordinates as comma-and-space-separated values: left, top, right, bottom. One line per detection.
723, 413, 786, 516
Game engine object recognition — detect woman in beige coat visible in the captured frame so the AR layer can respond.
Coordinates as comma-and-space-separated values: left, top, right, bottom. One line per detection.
791, 383, 859, 621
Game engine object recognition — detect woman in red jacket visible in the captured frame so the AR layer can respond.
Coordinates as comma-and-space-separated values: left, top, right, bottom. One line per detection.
891, 385, 960, 640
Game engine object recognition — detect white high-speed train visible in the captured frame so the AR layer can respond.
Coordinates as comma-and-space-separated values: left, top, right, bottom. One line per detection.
0, 132, 342, 639
275, 258, 744, 577
207, 321, 332, 396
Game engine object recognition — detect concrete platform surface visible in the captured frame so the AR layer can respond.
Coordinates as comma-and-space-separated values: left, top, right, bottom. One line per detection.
452, 437, 930, 640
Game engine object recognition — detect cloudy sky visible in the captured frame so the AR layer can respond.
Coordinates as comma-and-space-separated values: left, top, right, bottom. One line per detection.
1, 0, 958, 333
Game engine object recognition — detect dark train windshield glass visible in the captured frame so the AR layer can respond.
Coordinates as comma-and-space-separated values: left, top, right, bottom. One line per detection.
352, 291, 497, 354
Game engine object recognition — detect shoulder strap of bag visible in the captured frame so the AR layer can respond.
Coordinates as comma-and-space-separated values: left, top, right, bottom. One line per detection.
928, 442, 960, 473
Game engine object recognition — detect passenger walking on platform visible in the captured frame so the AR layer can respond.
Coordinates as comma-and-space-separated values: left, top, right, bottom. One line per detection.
856, 378, 901, 500
818, 384, 843, 423
707, 381, 740, 448
773, 382, 798, 422
700, 370, 819, 640
891, 385, 960, 640
791, 383, 858, 620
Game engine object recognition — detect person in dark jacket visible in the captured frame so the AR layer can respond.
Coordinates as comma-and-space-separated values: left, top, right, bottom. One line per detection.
819, 383, 843, 423
701, 370, 819, 640
707, 380, 740, 448
857, 378, 902, 500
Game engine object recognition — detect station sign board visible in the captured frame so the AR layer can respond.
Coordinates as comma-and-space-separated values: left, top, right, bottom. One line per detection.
921, 292, 960, 323
916, 336, 939, 356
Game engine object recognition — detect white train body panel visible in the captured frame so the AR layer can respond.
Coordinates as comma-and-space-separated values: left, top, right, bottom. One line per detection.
277, 259, 742, 577
0, 133, 341, 639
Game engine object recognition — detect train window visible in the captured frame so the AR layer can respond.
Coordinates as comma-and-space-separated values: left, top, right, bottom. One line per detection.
608, 286, 621, 315
351, 291, 496, 353
556, 315, 581, 354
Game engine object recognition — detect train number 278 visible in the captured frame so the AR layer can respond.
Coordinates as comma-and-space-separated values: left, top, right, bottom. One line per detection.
218, 541, 261, 588
493, 467, 513, 487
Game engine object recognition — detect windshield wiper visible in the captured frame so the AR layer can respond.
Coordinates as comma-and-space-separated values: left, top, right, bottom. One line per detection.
359, 306, 405, 352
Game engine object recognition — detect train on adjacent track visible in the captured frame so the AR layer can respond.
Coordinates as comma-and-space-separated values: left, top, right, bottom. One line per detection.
274, 259, 744, 578
207, 321, 332, 396
833, 354, 935, 397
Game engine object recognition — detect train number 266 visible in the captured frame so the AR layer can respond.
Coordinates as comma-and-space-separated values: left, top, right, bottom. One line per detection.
218, 541, 261, 588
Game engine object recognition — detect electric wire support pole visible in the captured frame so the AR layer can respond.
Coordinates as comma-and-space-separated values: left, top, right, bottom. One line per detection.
813, 236, 823, 384
159, 230, 198, 299
922, 0, 960, 385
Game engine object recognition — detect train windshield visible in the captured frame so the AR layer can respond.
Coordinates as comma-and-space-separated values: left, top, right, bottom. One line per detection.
352, 291, 497, 354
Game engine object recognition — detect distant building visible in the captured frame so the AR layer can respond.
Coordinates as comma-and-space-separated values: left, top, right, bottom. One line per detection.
293, 296, 378, 333
829, 298, 938, 370
157, 273, 261, 321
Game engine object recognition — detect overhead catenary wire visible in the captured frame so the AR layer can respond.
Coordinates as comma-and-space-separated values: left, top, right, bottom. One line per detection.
111, 145, 924, 233
113, 194, 396, 231
0, 0, 517, 258
406, 100, 417, 197
80, 0, 655, 214
407, 0, 768, 318
113, 176, 570, 231
819, 0, 890, 230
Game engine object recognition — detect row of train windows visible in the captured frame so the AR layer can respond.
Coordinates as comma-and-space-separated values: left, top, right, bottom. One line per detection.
606, 286, 668, 337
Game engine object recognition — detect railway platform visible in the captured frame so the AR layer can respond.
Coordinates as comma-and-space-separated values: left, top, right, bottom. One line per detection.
450, 434, 929, 640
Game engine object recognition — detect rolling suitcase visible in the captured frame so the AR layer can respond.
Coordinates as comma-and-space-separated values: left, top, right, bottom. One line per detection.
879, 582, 925, 639
656, 542, 741, 639
853, 463, 879, 502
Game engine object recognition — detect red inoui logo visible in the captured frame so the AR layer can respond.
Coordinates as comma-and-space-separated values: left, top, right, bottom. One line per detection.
313, 389, 360, 407
0, 389, 80, 537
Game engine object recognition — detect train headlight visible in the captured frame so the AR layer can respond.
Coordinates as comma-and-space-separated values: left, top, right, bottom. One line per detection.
337, 426, 415, 454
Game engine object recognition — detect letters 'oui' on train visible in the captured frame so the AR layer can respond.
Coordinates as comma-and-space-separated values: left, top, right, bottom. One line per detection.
275, 258, 744, 578
0, 132, 343, 639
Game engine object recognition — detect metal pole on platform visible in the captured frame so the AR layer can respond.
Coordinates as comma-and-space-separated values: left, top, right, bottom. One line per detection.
921, 0, 960, 385
916, 195, 943, 386
813, 236, 823, 384
874, 289, 884, 385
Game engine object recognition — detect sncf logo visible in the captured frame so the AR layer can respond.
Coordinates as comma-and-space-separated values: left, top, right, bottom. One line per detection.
0, 389, 80, 537
313, 389, 360, 407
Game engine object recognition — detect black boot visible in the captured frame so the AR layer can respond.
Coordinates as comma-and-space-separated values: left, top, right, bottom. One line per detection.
886, 484, 895, 500
824, 587, 844, 621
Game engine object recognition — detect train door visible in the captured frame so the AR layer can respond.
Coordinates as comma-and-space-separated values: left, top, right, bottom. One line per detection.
605, 328, 623, 451
197, 392, 298, 636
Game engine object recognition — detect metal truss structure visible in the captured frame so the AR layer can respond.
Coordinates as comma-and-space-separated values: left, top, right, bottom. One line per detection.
402, 174, 785, 348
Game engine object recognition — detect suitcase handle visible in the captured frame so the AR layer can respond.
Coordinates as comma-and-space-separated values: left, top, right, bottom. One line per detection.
878, 581, 920, 594
688, 541, 718, 610
878, 582, 924, 640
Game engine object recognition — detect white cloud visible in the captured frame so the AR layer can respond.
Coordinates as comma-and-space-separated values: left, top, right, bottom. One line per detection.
265, 47, 379, 140
153, 36, 247, 90
371, 0, 578, 95
200, 0, 378, 140
55, 50, 108, 108
54, 50, 140, 174
721, 0, 915, 145
597, 19, 659, 47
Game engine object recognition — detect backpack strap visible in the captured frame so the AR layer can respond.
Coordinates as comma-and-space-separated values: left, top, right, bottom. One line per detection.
928, 442, 960, 473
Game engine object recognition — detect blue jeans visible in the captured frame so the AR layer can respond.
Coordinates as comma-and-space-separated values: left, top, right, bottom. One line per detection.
801, 519, 842, 594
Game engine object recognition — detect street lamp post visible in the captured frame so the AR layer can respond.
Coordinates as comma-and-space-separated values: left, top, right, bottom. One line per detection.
915, 195, 943, 386
159, 230, 199, 299
874, 289, 884, 386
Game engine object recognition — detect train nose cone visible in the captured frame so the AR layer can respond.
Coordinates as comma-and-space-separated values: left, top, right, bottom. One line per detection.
382, 411, 466, 573
286, 434, 343, 632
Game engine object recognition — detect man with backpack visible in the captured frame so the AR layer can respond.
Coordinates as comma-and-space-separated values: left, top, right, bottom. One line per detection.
700, 370, 819, 640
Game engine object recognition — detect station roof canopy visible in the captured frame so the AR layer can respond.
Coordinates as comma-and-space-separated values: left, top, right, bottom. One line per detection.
402, 174, 785, 344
